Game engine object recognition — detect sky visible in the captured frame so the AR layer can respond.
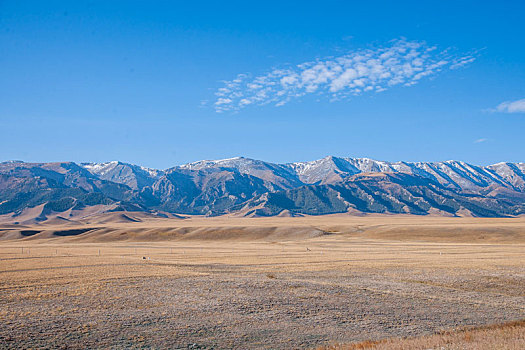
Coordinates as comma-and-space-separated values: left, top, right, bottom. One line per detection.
1, 0, 524, 169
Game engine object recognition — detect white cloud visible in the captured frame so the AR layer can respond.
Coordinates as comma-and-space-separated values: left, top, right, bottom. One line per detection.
213, 38, 477, 112
474, 138, 488, 144
494, 98, 525, 114
450, 56, 476, 70
215, 98, 232, 105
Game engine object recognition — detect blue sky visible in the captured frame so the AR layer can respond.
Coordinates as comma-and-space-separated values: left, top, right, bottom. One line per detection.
1, 0, 524, 168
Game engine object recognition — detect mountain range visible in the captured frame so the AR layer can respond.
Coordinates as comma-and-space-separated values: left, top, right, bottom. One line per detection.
1, 156, 524, 223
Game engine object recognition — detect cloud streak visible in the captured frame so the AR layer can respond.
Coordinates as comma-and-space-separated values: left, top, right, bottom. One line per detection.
493, 98, 525, 114
213, 39, 477, 112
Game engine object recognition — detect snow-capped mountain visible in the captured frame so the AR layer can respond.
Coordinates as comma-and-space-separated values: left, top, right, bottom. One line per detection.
178, 156, 302, 190
81, 161, 164, 190
1, 156, 523, 221
287, 156, 525, 192
175, 155, 525, 193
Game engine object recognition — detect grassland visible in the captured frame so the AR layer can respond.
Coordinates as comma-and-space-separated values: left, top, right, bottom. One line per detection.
0, 215, 524, 349
320, 319, 525, 349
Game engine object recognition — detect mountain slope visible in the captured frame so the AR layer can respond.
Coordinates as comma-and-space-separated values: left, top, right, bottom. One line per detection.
173, 155, 525, 194
0, 162, 141, 220
81, 161, 163, 190
239, 173, 524, 217
144, 167, 284, 215
1, 157, 523, 222
287, 157, 525, 193
178, 156, 303, 190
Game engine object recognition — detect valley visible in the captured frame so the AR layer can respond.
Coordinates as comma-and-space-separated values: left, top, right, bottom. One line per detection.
1, 215, 524, 348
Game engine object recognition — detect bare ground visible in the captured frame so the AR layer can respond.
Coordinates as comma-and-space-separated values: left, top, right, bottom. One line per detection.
0, 216, 524, 349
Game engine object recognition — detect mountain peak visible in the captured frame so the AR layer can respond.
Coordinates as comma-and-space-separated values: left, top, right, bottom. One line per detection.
1, 157, 524, 220
1, 160, 25, 164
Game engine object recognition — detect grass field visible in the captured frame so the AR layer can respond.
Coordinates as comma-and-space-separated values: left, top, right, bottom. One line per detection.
1, 215, 524, 348
320, 319, 525, 349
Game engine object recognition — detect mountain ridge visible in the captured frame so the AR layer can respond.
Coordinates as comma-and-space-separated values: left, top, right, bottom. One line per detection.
1, 156, 523, 223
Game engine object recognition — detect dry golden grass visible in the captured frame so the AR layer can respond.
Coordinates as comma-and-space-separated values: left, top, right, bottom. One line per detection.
321, 319, 525, 349
0, 215, 524, 348
2, 213, 525, 243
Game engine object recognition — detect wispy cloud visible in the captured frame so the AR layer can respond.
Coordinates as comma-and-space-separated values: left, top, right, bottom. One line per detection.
474, 138, 488, 144
493, 98, 525, 114
213, 38, 477, 112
